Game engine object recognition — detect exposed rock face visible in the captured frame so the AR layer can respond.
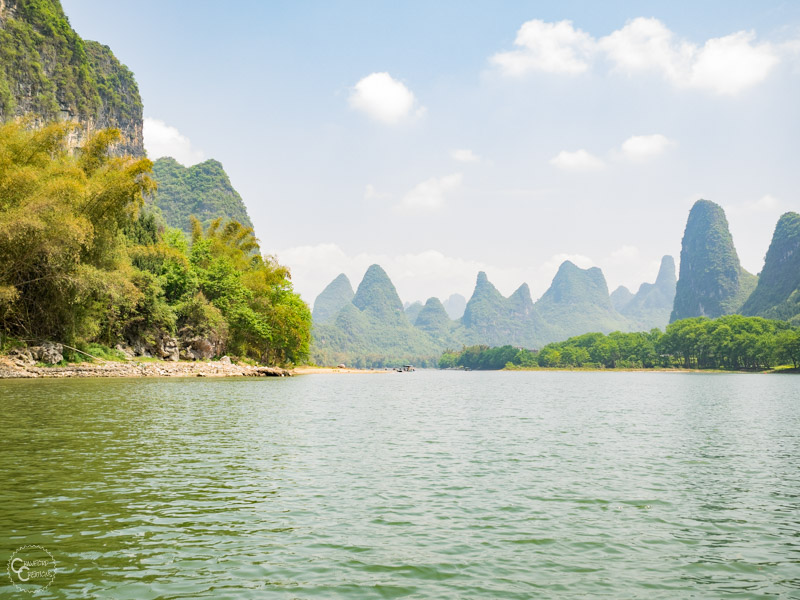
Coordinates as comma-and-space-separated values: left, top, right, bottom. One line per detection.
740, 212, 800, 324
620, 255, 677, 331
29, 341, 63, 365
313, 273, 355, 323
671, 200, 757, 322
0, 0, 144, 156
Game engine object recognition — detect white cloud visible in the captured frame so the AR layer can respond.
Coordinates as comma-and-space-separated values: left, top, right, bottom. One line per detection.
549, 149, 605, 171
602, 19, 779, 95
621, 134, 675, 161
493, 17, 780, 95
492, 19, 594, 76
687, 31, 778, 95
396, 173, 463, 212
143, 118, 205, 166
451, 148, 480, 163
349, 72, 421, 124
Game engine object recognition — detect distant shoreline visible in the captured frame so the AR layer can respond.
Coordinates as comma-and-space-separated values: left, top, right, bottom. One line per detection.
1, 358, 795, 380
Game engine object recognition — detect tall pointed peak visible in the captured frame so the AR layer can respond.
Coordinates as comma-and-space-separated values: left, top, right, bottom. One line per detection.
740, 211, 800, 319
312, 273, 355, 323
656, 255, 676, 287
671, 199, 755, 321
352, 264, 404, 319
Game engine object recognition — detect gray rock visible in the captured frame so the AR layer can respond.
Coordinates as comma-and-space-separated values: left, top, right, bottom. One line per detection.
30, 342, 63, 365
114, 343, 135, 360
219, 355, 232, 365
158, 336, 179, 362
180, 336, 215, 361
9, 348, 34, 366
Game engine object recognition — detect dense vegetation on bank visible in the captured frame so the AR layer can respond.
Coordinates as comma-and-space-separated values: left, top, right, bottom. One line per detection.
440, 315, 800, 371
0, 121, 311, 364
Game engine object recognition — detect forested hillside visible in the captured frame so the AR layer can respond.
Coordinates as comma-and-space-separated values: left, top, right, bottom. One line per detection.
150, 157, 254, 235
0, 122, 310, 365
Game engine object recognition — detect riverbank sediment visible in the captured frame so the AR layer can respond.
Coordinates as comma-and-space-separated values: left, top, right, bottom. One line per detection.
0, 357, 292, 379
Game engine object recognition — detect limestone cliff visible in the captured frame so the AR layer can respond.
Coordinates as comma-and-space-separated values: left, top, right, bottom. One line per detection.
0, 0, 144, 155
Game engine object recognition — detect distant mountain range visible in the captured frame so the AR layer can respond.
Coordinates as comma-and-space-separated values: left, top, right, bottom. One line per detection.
312, 254, 677, 366
311, 200, 800, 365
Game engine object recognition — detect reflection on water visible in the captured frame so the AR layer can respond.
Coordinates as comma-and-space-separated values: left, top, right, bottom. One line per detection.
1, 372, 799, 598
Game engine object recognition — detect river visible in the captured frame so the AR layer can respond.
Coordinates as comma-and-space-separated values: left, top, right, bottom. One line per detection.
1, 371, 798, 598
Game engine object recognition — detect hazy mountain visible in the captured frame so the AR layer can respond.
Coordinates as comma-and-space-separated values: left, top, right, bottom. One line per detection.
404, 301, 424, 324
414, 297, 466, 347
312, 265, 441, 366
460, 272, 543, 346
312, 273, 354, 323
671, 200, 757, 322
620, 255, 677, 330
740, 212, 800, 324
442, 294, 467, 320
610, 286, 634, 312
534, 261, 629, 340
150, 158, 253, 234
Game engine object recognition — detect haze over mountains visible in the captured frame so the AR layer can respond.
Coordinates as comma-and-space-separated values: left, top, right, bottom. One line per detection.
312, 199, 800, 366
312, 254, 678, 367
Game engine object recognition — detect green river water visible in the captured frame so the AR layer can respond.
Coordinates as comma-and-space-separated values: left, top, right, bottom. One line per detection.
1, 371, 798, 598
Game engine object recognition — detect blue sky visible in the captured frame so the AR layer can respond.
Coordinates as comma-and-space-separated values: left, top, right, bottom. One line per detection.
62, 0, 800, 304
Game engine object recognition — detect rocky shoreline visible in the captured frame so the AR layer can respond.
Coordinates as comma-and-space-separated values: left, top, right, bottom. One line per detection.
0, 356, 292, 379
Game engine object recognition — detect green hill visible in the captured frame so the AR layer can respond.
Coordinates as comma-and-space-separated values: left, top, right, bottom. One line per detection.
404, 301, 424, 324
671, 200, 756, 322
620, 255, 676, 330
534, 261, 629, 341
312, 265, 442, 367
740, 212, 800, 325
150, 157, 253, 234
312, 273, 354, 324
0, 0, 143, 155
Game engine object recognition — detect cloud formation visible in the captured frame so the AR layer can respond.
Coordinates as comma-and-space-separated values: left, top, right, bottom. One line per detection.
621, 134, 675, 161
143, 118, 205, 166
493, 17, 780, 95
549, 149, 605, 171
397, 173, 463, 212
492, 20, 594, 75
349, 72, 421, 124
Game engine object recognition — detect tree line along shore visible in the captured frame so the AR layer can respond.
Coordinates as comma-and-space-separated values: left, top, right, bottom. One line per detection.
439, 315, 800, 372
